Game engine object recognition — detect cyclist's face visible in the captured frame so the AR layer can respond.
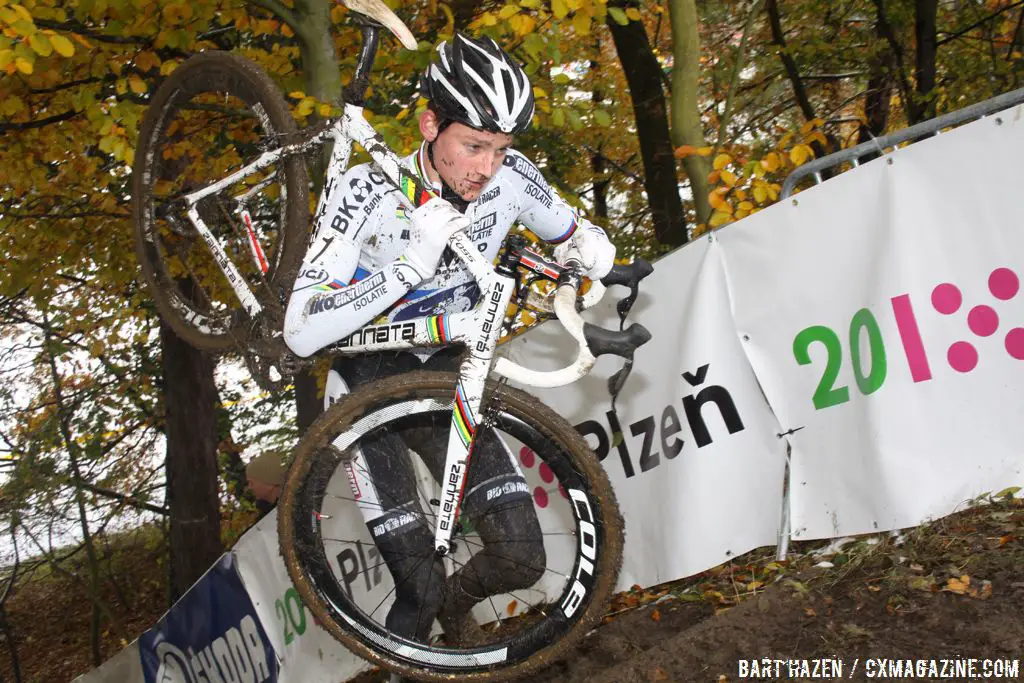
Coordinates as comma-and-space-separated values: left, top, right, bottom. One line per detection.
421, 111, 512, 201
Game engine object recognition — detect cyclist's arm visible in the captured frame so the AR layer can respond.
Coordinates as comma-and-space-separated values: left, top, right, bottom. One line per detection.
283, 171, 422, 358
502, 149, 612, 249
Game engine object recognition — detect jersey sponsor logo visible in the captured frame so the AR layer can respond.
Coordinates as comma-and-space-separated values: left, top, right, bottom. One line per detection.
471, 212, 497, 240
483, 479, 530, 502
349, 176, 374, 203
337, 321, 416, 347
477, 185, 501, 204
504, 154, 552, 198
371, 509, 418, 539
392, 282, 481, 321
523, 181, 553, 209
309, 271, 386, 315
293, 267, 329, 292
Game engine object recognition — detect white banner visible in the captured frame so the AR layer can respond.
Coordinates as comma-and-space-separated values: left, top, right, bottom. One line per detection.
71, 640, 143, 683
233, 511, 372, 682
718, 103, 1024, 540
504, 236, 787, 586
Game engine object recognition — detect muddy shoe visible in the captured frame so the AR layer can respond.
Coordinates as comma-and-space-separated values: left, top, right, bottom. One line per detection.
438, 609, 487, 647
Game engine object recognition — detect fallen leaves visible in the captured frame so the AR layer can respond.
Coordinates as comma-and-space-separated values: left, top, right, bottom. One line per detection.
942, 575, 993, 600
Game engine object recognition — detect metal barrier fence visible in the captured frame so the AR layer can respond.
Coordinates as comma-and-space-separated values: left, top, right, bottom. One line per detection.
775, 85, 1024, 560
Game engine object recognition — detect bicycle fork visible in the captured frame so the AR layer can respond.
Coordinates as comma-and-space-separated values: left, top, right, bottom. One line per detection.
431, 239, 518, 555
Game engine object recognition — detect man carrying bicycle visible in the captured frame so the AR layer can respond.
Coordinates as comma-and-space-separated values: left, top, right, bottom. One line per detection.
283, 33, 615, 645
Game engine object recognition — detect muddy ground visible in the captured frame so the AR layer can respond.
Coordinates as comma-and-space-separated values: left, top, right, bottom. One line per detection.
356, 492, 1024, 682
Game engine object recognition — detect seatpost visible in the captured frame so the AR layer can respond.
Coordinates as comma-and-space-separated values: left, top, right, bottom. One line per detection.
343, 17, 381, 106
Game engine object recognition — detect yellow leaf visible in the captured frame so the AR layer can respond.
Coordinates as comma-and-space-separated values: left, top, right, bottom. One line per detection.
498, 4, 518, 19
160, 60, 177, 76
721, 170, 737, 186
11, 4, 33, 22
713, 153, 732, 170
707, 169, 721, 184
708, 190, 725, 209
474, 11, 498, 26
29, 32, 52, 56
72, 33, 93, 49
49, 33, 74, 57
696, 146, 713, 156
14, 55, 31, 74
625, 7, 642, 21
0, 49, 13, 68
135, 50, 160, 72
761, 152, 780, 172
395, 107, 409, 120
509, 13, 536, 35
572, 12, 591, 35
532, 86, 547, 99
709, 210, 731, 228
738, 200, 754, 211
753, 185, 768, 203
288, 90, 305, 99
551, 0, 568, 19
789, 144, 810, 166
129, 75, 146, 94
943, 576, 970, 594
506, 599, 518, 616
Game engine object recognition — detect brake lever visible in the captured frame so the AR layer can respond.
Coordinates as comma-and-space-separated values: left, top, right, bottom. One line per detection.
597, 258, 654, 411
601, 258, 654, 329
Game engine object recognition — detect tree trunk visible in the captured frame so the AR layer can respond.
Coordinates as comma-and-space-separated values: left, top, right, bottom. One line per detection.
607, 0, 688, 247
669, 0, 712, 225
914, 0, 939, 120
160, 321, 223, 600
590, 48, 609, 222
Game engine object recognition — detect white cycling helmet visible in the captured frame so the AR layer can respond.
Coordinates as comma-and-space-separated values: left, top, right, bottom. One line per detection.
422, 33, 535, 135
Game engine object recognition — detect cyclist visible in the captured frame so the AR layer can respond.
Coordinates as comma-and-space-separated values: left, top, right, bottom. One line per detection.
283, 33, 616, 644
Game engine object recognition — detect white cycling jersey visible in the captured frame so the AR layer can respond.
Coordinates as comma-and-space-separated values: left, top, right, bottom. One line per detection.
284, 142, 609, 357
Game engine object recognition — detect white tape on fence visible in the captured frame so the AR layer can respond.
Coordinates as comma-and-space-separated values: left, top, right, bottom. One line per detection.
718, 103, 1024, 540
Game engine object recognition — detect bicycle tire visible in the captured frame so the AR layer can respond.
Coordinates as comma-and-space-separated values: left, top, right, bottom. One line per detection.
132, 51, 309, 351
278, 370, 624, 681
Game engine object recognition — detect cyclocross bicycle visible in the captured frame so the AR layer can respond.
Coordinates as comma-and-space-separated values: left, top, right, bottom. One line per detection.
131, 0, 653, 679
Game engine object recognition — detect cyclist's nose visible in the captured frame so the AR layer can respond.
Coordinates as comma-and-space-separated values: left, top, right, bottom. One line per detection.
474, 154, 492, 178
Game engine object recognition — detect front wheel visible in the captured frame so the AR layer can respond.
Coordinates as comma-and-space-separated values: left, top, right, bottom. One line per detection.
278, 371, 623, 681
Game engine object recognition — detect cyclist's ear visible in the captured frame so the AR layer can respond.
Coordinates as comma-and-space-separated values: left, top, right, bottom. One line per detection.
420, 107, 441, 142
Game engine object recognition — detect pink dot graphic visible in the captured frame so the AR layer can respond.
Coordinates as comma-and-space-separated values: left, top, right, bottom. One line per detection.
989, 267, 1020, 301
1006, 328, 1024, 360
519, 447, 535, 468
538, 463, 554, 484
559, 484, 569, 499
932, 283, 963, 315
967, 305, 999, 337
533, 486, 548, 509
948, 341, 978, 373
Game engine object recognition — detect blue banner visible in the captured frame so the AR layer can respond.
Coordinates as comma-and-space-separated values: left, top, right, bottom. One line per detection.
139, 553, 279, 683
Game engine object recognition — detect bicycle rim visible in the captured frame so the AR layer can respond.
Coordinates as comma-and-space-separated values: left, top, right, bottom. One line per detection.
278, 371, 623, 681
132, 52, 309, 350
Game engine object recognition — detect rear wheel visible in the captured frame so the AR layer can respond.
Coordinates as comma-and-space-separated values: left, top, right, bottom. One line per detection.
132, 51, 309, 351
278, 371, 624, 681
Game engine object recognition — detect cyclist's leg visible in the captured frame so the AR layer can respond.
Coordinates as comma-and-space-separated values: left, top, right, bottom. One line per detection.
400, 351, 546, 629
326, 353, 445, 641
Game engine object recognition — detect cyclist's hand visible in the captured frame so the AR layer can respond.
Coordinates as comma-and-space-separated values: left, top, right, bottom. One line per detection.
554, 224, 616, 280
402, 197, 470, 279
